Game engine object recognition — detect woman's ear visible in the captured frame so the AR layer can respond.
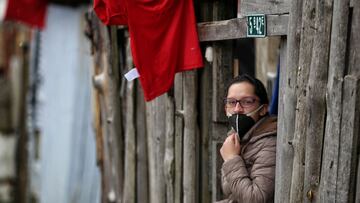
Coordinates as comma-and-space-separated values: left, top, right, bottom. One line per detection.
260, 104, 269, 116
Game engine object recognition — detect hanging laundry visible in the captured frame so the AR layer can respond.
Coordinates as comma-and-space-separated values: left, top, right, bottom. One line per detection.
94, 0, 203, 101
0, 0, 48, 29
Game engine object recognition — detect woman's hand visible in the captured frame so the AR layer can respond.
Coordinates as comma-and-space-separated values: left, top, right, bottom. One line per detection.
220, 133, 241, 161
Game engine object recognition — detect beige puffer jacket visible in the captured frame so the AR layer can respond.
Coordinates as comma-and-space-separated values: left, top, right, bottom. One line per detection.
218, 115, 277, 203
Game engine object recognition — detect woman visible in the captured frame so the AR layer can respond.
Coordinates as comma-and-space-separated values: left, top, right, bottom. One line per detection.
218, 74, 277, 203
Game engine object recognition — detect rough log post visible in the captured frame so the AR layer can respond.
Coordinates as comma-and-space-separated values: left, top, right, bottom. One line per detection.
91, 20, 123, 202
275, 0, 302, 201
146, 95, 166, 203
198, 1, 212, 202
174, 73, 184, 203
348, 0, 360, 77
123, 36, 136, 203
288, 0, 316, 202
183, 70, 198, 203
275, 35, 289, 202
319, 0, 350, 202
212, 0, 234, 123
135, 83, 148, 203
303, 1, 333, 202
337, 76, 360, 203
349, 0, 360, 201
164, 94, 175, 203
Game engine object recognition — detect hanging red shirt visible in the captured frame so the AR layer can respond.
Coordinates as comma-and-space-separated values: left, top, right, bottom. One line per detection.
4, 0, 48, 29
94, 0, 203, 101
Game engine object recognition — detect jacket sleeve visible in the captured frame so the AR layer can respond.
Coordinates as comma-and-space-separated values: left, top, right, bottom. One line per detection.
221, 136, 276, 203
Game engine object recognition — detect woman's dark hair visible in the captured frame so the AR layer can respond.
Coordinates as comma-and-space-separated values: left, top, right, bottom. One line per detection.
225, 74, 269, 104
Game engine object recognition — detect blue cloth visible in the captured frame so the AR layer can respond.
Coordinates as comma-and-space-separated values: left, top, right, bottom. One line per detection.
269, 59, 280, 115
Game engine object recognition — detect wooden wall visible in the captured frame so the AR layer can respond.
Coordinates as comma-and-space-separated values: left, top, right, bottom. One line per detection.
86, 0, 360, 202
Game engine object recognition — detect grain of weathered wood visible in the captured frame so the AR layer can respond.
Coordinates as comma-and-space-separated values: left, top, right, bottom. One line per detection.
275, 36, 291, 203
336, 76, 360, 203
174, 73, 183, 203
211, 141, 224, 202
123, 36, 136, 203
303, 1, 333, 202
135, 82, 149, 203
319, 0, 350, 202
123, 81, 136, 203
288, 0, 315, 202
238, 0, 291, 16
275, 1, 302, 201
348, 0, 360, 76
212, 42, 233, 123
198, 15, 289, 42
357, 158, 360, 203
164, 94, 175, 203
183, 70, 198, 203
146, 95, 166, 203
199, 62, 212, 203
135, 100, 149, 200
92, 22, 124, 203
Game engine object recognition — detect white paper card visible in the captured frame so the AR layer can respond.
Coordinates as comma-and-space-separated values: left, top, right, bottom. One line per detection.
124, 68, 140, 81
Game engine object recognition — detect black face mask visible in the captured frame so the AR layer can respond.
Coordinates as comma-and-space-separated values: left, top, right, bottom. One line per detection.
227, 105, 264, 140
228, 114, 255, 140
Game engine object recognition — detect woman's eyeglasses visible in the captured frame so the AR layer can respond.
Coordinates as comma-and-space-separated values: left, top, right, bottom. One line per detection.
224, 97, 258, 108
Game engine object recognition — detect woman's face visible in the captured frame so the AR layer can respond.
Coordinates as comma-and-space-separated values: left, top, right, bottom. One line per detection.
225, 82, 268, 122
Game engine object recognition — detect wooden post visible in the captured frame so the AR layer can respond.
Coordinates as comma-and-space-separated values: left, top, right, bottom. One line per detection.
303, 1, 333, 202
123, 36, 136, 203
319, 0, 350, 202
348, 0, 360, 76
164, 94, 175, 203
89, 15, 124, 202
336, 76, 360, 203
146, 95, 166, 203
135, 82, 149, 203
275, 0, 302, 201
198, 2, 212, 202
349, 1, 360, 201
289, 0, 316, 202
183, 70, 198, 203
174, 73, 184, 203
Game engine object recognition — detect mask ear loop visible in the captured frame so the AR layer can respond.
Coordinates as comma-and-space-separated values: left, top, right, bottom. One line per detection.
236, 114, 239, 134
246, 104, 264, 116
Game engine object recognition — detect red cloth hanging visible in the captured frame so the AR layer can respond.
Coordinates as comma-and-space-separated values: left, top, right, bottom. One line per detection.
94, 0, 203, 101
4, 0, 48, 29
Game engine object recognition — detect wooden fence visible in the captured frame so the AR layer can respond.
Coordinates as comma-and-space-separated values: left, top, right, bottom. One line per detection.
85, 0, 360, 202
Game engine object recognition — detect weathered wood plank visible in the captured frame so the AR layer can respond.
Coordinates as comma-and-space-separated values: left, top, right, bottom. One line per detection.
164, 94, 175, 203
198, 14, 289, 42
183, 70, 198, 203
199, 58, 212, 203
348, 0, 360, 76
123, 36, 136, 203
174, 73, 183, 203
211, 123, 228, 202
212, 41, 233, 123
275, 36, 291, 203
336, 76, 360, 203
303, 1, 333, 202
0, 77, 11, 132
198, 2, 212, 202
288, 0, 315, 202
275, 0, 302, 201
146, 95, 166, 203
135, 82, 149, 203
91, 21, 124, 202
238, 0, 290, 16
357, 157, 360, 203
211, 141, 225, 202
319, 0, 350, 202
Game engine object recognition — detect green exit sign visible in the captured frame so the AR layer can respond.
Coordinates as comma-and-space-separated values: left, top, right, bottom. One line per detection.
247, 14, 266, 37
